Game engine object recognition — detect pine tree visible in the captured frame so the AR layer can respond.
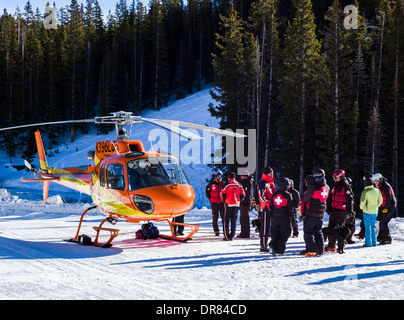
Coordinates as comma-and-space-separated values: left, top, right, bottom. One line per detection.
211, 3, 252, 128
66, 0, 86, 142
146, 0, 169, 109
278, 0, 326, 193
83, 0, 96, 115
131, 1, 147, 113
367, 0, 391, 173
317, 0, 364, 174
385, 0, 404, 211
248, 0, 280, 178
0, 10, 19, 160
210, 3, 257, 171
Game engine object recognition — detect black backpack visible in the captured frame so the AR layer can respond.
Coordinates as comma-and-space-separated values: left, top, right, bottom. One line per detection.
78, 234, 92, 245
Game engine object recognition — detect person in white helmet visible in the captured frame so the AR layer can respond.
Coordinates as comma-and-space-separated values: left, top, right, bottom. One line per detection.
372, 173, 397, 244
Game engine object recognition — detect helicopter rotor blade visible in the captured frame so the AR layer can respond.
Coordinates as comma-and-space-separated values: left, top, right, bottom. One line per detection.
24, 159, 33, 171
24, 160, 42, 179
0, 111, 247, 141
142, 118, 247, 138
0, 119, 95, 132
140, 118, 203, 141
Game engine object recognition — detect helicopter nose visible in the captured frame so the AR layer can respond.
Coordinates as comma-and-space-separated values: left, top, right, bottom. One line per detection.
156, 185, 195, 214
132, 185, 194, 216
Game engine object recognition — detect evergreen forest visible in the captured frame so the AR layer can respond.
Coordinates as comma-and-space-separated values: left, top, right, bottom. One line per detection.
0, 0, 403, 215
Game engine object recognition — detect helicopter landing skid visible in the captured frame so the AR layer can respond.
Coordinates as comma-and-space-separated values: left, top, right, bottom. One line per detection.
158, 219, 200, 242
64, 205, 120, 248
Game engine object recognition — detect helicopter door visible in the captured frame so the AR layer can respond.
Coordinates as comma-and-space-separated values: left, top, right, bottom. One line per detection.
106, 163, 125, 191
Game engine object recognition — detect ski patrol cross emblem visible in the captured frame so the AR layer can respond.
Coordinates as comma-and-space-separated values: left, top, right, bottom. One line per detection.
274, 195, 286, 207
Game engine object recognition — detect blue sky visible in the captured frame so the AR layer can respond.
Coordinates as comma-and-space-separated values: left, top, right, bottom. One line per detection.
1, 0, 145, 17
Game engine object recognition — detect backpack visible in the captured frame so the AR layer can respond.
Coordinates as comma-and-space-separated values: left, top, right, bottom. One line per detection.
78, 234, 92, 245
140, 222, 159, 239
135, 229, 146, 240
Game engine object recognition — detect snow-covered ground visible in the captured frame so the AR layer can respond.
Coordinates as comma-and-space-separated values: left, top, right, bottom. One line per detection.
1, 89, 404, 300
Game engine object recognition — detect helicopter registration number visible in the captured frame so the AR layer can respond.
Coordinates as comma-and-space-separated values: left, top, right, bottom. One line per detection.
96, 141, 115, 154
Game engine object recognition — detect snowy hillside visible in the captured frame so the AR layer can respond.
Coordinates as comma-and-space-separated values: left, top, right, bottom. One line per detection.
1, 89, 404, 301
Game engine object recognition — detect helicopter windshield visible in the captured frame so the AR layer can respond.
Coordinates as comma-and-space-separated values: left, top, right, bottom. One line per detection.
127, 157, 189, 191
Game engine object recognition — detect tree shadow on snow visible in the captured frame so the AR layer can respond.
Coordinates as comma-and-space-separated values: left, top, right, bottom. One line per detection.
0, 236, 122, 260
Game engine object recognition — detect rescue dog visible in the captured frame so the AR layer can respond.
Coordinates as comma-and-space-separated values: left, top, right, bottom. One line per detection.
322, 221, 355, 254
252, 219, 260, 233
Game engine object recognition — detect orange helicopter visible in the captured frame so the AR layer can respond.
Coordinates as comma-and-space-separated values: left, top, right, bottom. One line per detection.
0, 111, 245, 247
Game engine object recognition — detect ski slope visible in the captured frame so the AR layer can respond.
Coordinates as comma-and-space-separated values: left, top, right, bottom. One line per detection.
1, 89, 404, 300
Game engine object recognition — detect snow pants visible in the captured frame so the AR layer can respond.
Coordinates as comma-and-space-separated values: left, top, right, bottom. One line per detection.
270, 217, 291, 254
239, 204, 250, 238
363, 212, 377, 247
173, 214, 184, 235
326, 211, 347, 249
260, 207, 271, 248
303, 215, 324, 254
211, 202, 225, 234
223, 205, 239, 240
377, 207, 396, 243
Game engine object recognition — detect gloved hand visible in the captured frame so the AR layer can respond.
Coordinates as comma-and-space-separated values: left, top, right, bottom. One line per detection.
299, 215, 304, 222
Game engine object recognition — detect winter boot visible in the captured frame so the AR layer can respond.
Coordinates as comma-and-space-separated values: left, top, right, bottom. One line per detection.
260, 246, 269, 252
305, 252, 317, 257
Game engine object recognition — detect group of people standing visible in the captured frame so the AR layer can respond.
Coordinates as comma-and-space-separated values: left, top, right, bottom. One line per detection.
205, 166, 397, 257
205, 169, 253, 240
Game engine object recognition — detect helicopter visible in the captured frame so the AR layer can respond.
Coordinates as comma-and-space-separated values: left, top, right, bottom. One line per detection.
0, 111, 245, 247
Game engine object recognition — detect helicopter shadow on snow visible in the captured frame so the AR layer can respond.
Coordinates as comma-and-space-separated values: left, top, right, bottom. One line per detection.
0, 235, 122, 260
111, 251, 268, 269
114, 237, 185, 249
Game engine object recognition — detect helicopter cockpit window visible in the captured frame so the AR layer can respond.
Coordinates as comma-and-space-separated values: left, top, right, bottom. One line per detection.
106, 163, 125, 190
100, 164, 105, 187
127, 157, 189, 191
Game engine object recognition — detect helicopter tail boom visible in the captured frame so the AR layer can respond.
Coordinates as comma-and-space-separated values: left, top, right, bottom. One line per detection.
35, 130, 48, 170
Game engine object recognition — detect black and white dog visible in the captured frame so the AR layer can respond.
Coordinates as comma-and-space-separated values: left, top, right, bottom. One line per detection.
322, 221, 355, 254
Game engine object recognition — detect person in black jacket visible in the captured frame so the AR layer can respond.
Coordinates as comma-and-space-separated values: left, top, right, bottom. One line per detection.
373, 173, 397, 244
269, 177, 296, 255
300, 169, 330, 257
237, 169, 254, 238
288, 179, 300, 238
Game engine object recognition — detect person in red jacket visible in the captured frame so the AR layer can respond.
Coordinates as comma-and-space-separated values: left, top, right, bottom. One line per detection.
257, 167, 276, 252
324, 169, 354, 252
206, 170, 225, 236
221, 172, 245, 241
373, 173, 397, 244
